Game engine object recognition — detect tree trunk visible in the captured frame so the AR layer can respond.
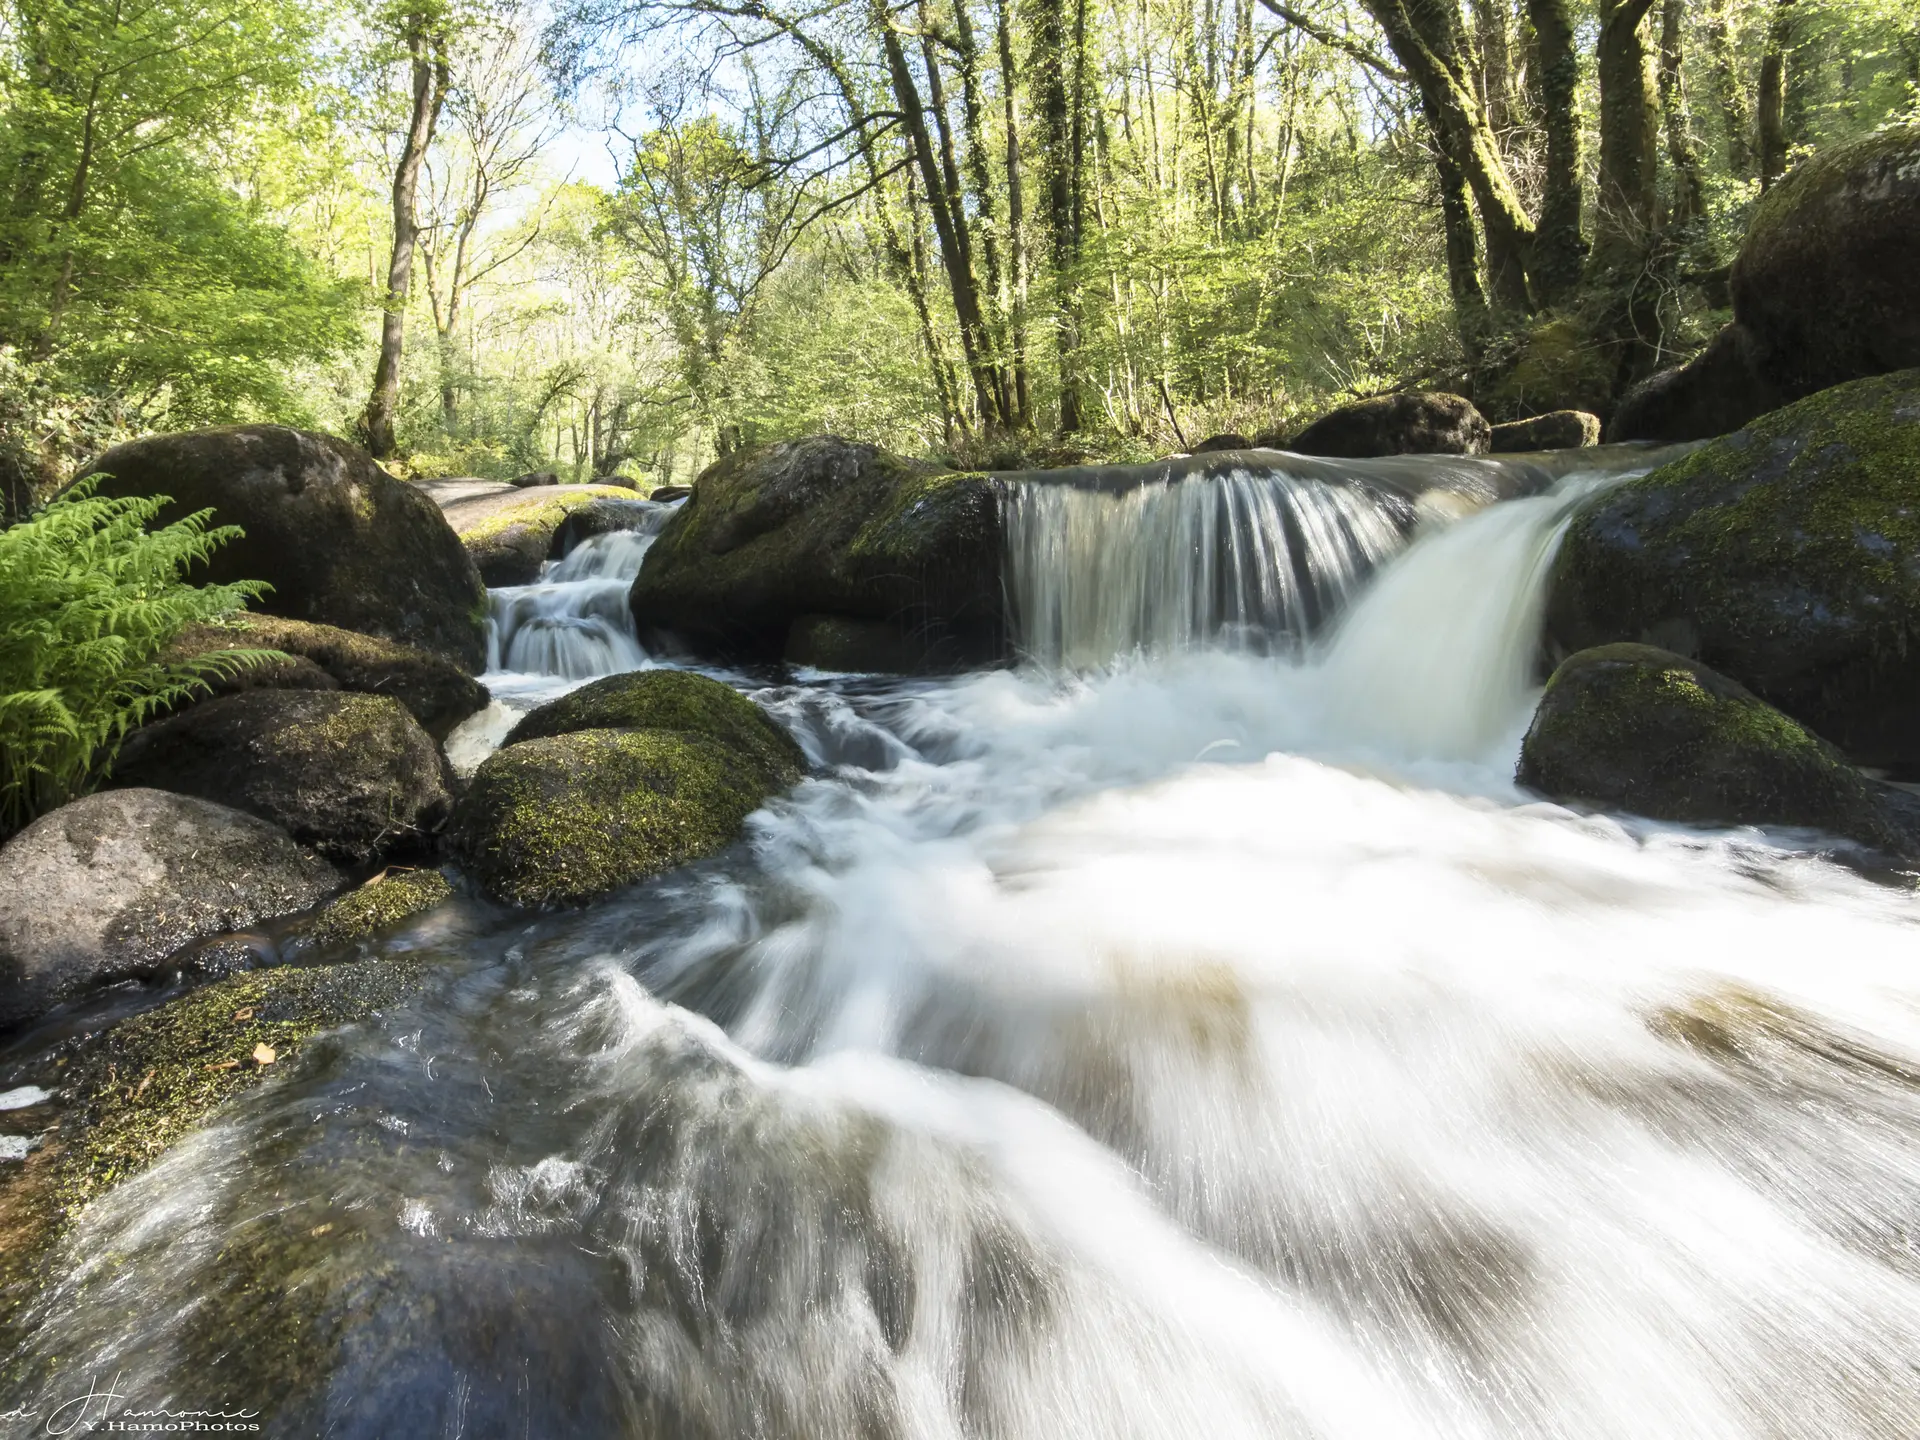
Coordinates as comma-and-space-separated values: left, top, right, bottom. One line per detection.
362, 15, 449, 460
1590, 0, 1659, 277
1525, 0, 1586, 307
1757, 0, 1796, 190
995, 0, 1033, 427
1030, 0, 1087, 432
1702, 0, 1753, 177
1657, 0, 1704, 230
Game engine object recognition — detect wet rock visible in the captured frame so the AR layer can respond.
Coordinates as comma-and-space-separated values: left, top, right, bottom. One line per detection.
1611, 125, 1920, 441
450, 726, 803, 908
293, 869, 454, 952
435, 483, 642, 586
1517, 645, 1918, 857
171, 616, 487, 740
1285, 392, 1491, 458
504, 669, 805, 778
1488, 410, 1602, 452
508, 470, 558, 488
1188, 432, 1252, 455
784, 614, 931, 674
0, 789, 343, 1031
648, 484, 691, 502
629, 435, 1003, 668
550, 496, 660, 556
77, 426, 487, 671
1549, 370, 1920, 770
110, 691, 454, 869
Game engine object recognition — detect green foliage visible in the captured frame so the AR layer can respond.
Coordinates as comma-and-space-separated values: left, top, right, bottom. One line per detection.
0, 479, 276, 832
0, 344, 133, 519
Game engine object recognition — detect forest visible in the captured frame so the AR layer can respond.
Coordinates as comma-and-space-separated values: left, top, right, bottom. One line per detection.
0, 0, 1916, 504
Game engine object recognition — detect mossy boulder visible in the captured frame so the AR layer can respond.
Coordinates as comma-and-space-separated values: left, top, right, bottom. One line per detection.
503, 669, 804, 774
784, 614, 932, 673
1518, 645, 1918, 856
1612, 126, 1920, 441
628, 435, 1004, 668
1489, 410, 1602, 452
0, 789, 344, 1032
1482, 316, 1618, 420
77, 425, 487, 671
293, 869, 453, 952
450, 726, 802, 908
1548, 371, 1920, 770
172, 616, 487, 740
435, 483, 642, 585
110, 691, 454, 869
1284, 392, 1490, 458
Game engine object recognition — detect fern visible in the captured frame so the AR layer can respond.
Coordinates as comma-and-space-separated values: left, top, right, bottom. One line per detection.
0, 477, 280, 834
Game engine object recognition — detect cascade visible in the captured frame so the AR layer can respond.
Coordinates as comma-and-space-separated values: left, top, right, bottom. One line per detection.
482, 504, 673, 680
999, 447, 1627, 668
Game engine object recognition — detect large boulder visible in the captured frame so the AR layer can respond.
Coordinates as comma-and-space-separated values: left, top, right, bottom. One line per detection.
1488, 410, 1602, 452
1548, 371, 1920, 770
433, 484, 643, 586
449, 726, 802, 908
171, 616, 487, 740
78, 426, 487, 671
110, 691, 454, 869
0, 790, 343, 1031
503, 669, 804, 774
1517, 645, 1917, 857
629, 436, 1003, 668
1280, 392, 1490, 459
1612, 125, 1920, 440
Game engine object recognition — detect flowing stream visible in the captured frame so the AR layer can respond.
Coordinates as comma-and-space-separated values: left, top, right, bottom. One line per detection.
7, 454, 1920, 1438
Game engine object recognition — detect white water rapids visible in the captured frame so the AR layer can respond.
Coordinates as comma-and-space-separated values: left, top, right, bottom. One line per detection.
8, 459, 1920, 1437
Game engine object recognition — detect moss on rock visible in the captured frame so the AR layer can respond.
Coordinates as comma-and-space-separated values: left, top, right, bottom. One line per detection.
1548, 370, 1920, 768
503, 668, 805, 774
629, 436, 1004, 668
450, 726, 800, 907
295, 869, 453, 951
1517, 643, 1917, 855
444, 485, 639, 586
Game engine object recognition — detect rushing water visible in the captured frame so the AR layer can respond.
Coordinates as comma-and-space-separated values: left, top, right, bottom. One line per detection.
8, 457, 1920, 1438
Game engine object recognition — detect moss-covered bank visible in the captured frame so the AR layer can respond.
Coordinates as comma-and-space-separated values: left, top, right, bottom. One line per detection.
1547, 370, 1920, 769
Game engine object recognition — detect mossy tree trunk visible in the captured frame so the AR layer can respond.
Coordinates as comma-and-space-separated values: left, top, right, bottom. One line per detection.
1757, 0, 1797, 191
1526, 0, 1588, 309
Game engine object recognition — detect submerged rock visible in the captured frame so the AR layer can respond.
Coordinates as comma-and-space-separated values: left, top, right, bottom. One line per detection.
1488, 410, 1602, 452
450, 724, 803, 908
629, 435, 1003, 668
111, 690, 454, 869
504, 669, 804, 774
171, 616, 487, 740
1612, 125, 1920, 440
0, 789, 343, 1031
78, 425, 487, 671
1283, 392, 1490, 459
1517, 645, 1917, 857
1549, 370, 1920, 770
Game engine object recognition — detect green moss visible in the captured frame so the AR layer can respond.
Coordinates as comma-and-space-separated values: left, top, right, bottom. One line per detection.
451, 726, 798, 907
503, 669, 806, 778
453, 485, 634, 545
297, 869, 452, 950
1484, 316, 1618, 419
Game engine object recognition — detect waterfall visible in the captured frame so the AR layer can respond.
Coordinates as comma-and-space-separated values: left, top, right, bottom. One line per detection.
483, 507, 672, 680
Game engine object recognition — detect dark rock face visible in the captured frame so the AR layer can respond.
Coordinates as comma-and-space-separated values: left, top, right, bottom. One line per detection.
0, 789, 343, 1031
110, 690, 454, 869
450, 726, 802, 908
436, 484, 642, 586
1608, 324, 1784, 443
1548, 370, 1920, 770
78, 426, 487, 671
1517, 645, 1917, 857
172, 617, 487, 740
504, 669, 804, 773
629, 435, 1004, 668
1489, 410, 1602, 452
1286, 393, 1491, 459
1611, 125, 1920, 441
784, 614, 932, 674
550, 497, 661, 556
1189, 432, 1252, 454
648, 484, 691, 502
509, 470, 558, 488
